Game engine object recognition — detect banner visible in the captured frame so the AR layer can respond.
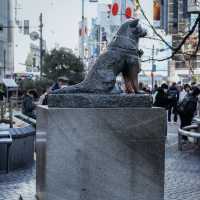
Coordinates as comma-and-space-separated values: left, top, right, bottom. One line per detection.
153, 0, 161, 28
110, 0, 121, 25
79, 18, 88, 38
125, 0, 134, 19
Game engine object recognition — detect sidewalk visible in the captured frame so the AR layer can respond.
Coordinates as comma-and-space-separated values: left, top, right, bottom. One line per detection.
0, 123, 199, 200
165, 123, 200, 200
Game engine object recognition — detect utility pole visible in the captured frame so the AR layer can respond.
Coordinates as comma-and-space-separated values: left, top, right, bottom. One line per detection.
151, 45, 155, 90
3, 49, 6, 78
81, 0, 85, 59
39, 13, 43, 78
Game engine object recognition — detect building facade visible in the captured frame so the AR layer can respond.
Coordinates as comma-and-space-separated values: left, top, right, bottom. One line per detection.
0, 0, 14, 78
167, 0, 200, 82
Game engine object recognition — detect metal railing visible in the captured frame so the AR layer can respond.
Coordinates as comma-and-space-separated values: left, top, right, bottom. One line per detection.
178, 124, 200, 151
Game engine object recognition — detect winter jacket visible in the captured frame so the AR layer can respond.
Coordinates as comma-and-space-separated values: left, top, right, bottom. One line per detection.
22, 94, 36, 118
154, 88, 170, 109
177, 93, 198, 117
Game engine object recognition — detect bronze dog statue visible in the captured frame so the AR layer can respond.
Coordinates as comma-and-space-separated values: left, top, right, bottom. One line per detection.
53, 19, 147, 94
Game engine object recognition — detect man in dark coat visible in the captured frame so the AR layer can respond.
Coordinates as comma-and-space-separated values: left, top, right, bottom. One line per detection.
154, 83, 170, 109
178, 87, 200, 128
22, 90, 36, 119
168, 82, 179, 123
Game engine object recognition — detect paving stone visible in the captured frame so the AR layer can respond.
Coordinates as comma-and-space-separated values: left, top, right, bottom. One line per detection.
0, 164, 36, 200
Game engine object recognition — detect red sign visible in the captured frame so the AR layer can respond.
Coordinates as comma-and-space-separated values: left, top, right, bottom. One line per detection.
112, 3, 119, 16
125, 7, 132, 18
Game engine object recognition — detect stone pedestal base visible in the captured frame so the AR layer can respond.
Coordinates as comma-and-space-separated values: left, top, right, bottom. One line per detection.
36, 106, 166, 200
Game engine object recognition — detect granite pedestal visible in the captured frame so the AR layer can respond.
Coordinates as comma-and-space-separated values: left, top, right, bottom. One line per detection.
36, 94, 166, 200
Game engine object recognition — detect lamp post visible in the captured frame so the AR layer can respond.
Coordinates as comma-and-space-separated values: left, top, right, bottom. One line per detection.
151, 45, 155, 90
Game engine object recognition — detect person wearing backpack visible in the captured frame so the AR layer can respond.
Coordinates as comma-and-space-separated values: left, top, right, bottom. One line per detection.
167, 82, 179, 123
178, 87, 200, 131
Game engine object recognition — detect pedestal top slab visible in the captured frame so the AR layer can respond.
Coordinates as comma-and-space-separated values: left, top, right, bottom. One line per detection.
48, 94, 152, 108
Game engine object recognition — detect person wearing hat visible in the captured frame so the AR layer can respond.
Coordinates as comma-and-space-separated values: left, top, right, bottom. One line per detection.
57, 76, 69, 89
51, 76, 69, 91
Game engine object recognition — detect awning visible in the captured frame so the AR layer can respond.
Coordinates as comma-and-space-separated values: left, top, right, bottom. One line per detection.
0, 79, 18, 88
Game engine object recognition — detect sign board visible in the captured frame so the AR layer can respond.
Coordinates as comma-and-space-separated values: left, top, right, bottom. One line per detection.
153, 0, 161, 28
24, 20, 30, 35
188, 0, 200, 13
30, 31, 39, 41
89, 0, 98, 2
152, 64, 156, 72
1, 79, 18, 88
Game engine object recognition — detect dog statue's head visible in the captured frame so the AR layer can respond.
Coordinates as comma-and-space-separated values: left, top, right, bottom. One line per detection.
109, 19, 147, 51
118, 19, 147, 39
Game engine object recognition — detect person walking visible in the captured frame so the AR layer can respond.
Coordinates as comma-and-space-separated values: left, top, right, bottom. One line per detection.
167, 82, 179, 123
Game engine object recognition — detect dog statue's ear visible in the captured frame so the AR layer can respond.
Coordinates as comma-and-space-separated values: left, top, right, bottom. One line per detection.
129, 19, 139, 27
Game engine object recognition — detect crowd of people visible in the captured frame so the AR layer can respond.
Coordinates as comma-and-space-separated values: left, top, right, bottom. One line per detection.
21, 77, 200, 136
22, 76, 69, 118
153, 82, 200, 135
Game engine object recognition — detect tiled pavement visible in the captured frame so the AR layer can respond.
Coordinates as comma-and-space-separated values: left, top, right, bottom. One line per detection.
165, 123, 200, 200
0, 123, 200, 200
0, 165, 35, 200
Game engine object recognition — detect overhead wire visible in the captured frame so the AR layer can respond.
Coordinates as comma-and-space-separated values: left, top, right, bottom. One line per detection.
135, 0, 200, 62
135, 0, 173, 50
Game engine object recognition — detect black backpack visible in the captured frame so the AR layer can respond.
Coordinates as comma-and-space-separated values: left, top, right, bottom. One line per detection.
177, 95, 197, 115
177, 98, 188, 114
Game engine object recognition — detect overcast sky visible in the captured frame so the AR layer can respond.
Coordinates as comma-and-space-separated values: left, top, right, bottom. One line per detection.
14, 0, 159, 72
14, 0, 111, 72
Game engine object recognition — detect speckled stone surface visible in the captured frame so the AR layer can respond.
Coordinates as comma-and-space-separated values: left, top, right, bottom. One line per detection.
48, 94, 152, 108
37, 106, 166, 200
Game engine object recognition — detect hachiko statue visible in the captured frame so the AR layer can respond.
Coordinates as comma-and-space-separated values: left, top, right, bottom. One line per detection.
53, 19, 147, 94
